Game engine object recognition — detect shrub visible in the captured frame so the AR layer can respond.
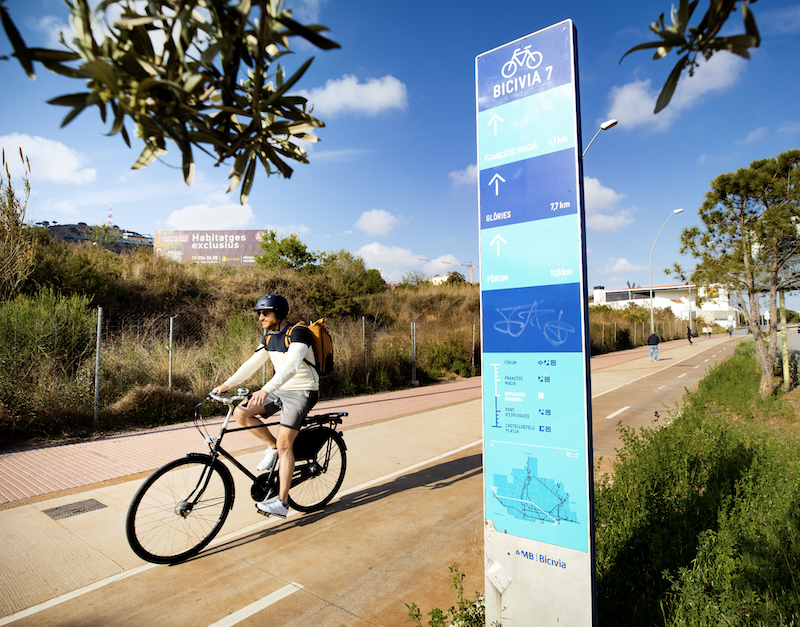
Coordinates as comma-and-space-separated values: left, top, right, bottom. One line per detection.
595, 339, 800, 626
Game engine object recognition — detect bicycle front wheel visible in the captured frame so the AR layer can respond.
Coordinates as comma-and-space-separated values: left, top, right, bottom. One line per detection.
126, 455, 234, 564
289, 429, 347, 513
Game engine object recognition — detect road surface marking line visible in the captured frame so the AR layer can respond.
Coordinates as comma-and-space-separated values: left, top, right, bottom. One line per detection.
655, 385, 665, 391
0, 440, 482, 625
208, 583, 303, 627
0, 564, 157, 626
694, 365, 700, 369
678, 373, 687, 379
605, 406, 630, 420
592, 341, 721, 399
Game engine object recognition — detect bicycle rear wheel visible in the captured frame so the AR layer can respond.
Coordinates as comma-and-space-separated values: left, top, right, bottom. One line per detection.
126, 455, 234, 564
289, 428, 347, 513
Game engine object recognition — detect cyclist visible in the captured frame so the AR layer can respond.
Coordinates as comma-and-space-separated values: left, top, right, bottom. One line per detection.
211, 294, 318, 518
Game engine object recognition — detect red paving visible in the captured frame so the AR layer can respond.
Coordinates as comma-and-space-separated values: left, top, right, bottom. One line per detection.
0, 337, 703, 505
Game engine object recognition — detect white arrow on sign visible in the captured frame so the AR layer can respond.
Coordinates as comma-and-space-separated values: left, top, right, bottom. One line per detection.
488, 173, 506, 196
489, 234, 506, 256
487, 114, 504, 136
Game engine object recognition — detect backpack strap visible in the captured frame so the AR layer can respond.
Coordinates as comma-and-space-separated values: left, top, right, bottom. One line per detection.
284, 322, 319, 374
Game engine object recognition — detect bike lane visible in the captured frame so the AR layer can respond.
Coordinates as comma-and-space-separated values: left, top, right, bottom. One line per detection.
0, 334, 738, 624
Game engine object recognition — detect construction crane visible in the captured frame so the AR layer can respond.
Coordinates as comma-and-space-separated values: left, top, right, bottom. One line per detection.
419, 258, 475, 284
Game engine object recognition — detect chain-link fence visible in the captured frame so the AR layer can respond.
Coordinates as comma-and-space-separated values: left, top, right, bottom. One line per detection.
0, 305, 481, 441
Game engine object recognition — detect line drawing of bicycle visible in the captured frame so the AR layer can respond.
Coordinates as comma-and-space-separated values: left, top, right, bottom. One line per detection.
493, 302, 575, 347
502, 45, 543, 78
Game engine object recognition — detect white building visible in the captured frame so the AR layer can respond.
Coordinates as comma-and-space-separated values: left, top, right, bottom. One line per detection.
592, 284, 744, 327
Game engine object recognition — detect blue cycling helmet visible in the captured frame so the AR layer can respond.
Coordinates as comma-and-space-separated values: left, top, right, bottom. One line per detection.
254, 294, 289, 320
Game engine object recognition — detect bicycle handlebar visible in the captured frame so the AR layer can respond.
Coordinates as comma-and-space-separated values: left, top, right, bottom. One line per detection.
207, 390, 251, 405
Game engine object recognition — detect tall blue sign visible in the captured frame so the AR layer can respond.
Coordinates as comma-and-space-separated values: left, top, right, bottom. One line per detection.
477, 21, 596, 626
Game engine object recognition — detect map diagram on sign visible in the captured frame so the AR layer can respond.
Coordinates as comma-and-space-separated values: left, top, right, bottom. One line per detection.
491, 456, 578, 526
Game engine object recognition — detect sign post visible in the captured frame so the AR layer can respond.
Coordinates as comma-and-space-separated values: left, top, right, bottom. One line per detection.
476, 20, 596, 625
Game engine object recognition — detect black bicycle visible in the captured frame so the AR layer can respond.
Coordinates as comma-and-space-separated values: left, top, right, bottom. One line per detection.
125, 390, 347, 564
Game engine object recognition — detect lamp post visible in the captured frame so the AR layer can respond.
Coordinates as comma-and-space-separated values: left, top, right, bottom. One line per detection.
582, 119, 618, 158
650, 208, 684, 333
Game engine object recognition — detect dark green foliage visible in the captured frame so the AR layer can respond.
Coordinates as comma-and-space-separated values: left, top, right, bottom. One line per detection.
595, 341, 800, 626
255, 230, 317, 270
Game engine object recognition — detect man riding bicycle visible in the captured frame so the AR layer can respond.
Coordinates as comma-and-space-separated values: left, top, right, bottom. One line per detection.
211, 294, 318, 518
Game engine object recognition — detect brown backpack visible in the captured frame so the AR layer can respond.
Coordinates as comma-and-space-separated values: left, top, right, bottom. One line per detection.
285, 319, 334, 377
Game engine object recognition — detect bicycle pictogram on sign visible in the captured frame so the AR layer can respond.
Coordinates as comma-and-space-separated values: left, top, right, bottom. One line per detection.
502, 45, 543, 78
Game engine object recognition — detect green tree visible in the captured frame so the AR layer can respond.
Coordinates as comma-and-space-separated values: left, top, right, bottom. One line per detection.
622, 0, 760, 113
445, 270, 465, 285
0, 0, 339, 203
254, 230, 316, 270
87, 224, 119, 250
0, 148, 35, 300
398, 269, 429, 288
307, 249, 386, 317
676, 150, 800, 397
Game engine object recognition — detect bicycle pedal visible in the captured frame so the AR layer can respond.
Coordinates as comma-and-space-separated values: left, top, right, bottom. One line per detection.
255, 504, 271, 517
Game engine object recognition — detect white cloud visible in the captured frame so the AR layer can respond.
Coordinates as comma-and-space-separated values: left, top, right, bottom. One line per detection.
0, 133, 96, 184
263, 223, 311, 235
36, 15, 70, 48
583, 177, 635, 232
288, 0, 327, 23
598, 258, 647, 274
606, 54, 746, 132
761, 6, 800, 35
297, 75, 408, 117
737, 126, 768, 144
778, 121, 800, 135
449, 164, 477, 190
166, 202, 254, 229
421, 255, 462, 277
355, 209, 401, 236
358, 242, 420, 282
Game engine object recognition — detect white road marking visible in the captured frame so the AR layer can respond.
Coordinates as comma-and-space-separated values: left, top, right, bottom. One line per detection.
605, 406, 631, 420
694, 365, 700, 369
655, 385, 665, 391
0, 440, 483, 625
592, 339, 726, 399
678, 373, 687, 379
208, 583, 304, 627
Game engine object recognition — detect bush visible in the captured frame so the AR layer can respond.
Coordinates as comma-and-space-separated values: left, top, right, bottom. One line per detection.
595, 340, 800, 626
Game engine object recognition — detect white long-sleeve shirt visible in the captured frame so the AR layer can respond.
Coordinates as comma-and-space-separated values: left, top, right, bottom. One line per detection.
223, 323, 319, 393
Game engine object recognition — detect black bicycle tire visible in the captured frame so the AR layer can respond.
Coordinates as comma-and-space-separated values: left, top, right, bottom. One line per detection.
126, 455, 234, 564
288, 429, 347, 513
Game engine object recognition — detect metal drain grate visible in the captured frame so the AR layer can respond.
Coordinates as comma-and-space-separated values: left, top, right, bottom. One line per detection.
43, 498, 107, 520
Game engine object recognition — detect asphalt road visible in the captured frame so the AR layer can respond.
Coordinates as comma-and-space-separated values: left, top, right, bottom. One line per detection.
0, 335, 741, 626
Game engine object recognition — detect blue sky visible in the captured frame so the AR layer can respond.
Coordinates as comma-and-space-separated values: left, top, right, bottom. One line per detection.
2, 0, 800, 300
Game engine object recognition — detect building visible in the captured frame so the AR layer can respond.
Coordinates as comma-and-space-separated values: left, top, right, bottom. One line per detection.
592, 284, 744, 328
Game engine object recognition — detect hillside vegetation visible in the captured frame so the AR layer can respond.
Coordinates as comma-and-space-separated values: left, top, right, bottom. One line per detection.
1, 233, 716, 445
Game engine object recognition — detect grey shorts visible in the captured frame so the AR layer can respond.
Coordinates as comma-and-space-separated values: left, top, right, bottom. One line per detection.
262, 389, 318, 430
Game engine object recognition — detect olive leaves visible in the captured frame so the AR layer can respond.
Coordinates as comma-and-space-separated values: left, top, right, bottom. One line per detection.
621, 0, 760, 113
0, 0, 340, 203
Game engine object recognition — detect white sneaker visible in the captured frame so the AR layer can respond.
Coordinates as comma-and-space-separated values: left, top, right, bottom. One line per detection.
256, 447, 278, 472
257, 497, 288, 518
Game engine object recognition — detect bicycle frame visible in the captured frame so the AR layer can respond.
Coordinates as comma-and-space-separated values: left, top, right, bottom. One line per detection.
186, 394, 346, 510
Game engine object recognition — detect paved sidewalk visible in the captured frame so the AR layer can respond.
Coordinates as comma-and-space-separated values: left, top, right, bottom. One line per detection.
0, 334, 715, 506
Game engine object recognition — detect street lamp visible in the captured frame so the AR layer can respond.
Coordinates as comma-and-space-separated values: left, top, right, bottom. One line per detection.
582, 119, 618, 158
650, 208, 684, 333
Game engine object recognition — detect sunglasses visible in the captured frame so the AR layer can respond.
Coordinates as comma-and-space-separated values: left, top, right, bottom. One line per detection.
256, 309, 273, 317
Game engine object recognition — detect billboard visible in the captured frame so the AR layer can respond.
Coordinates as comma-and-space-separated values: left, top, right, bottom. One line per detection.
154, 230, 268, 265
477, 20, 596, 626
